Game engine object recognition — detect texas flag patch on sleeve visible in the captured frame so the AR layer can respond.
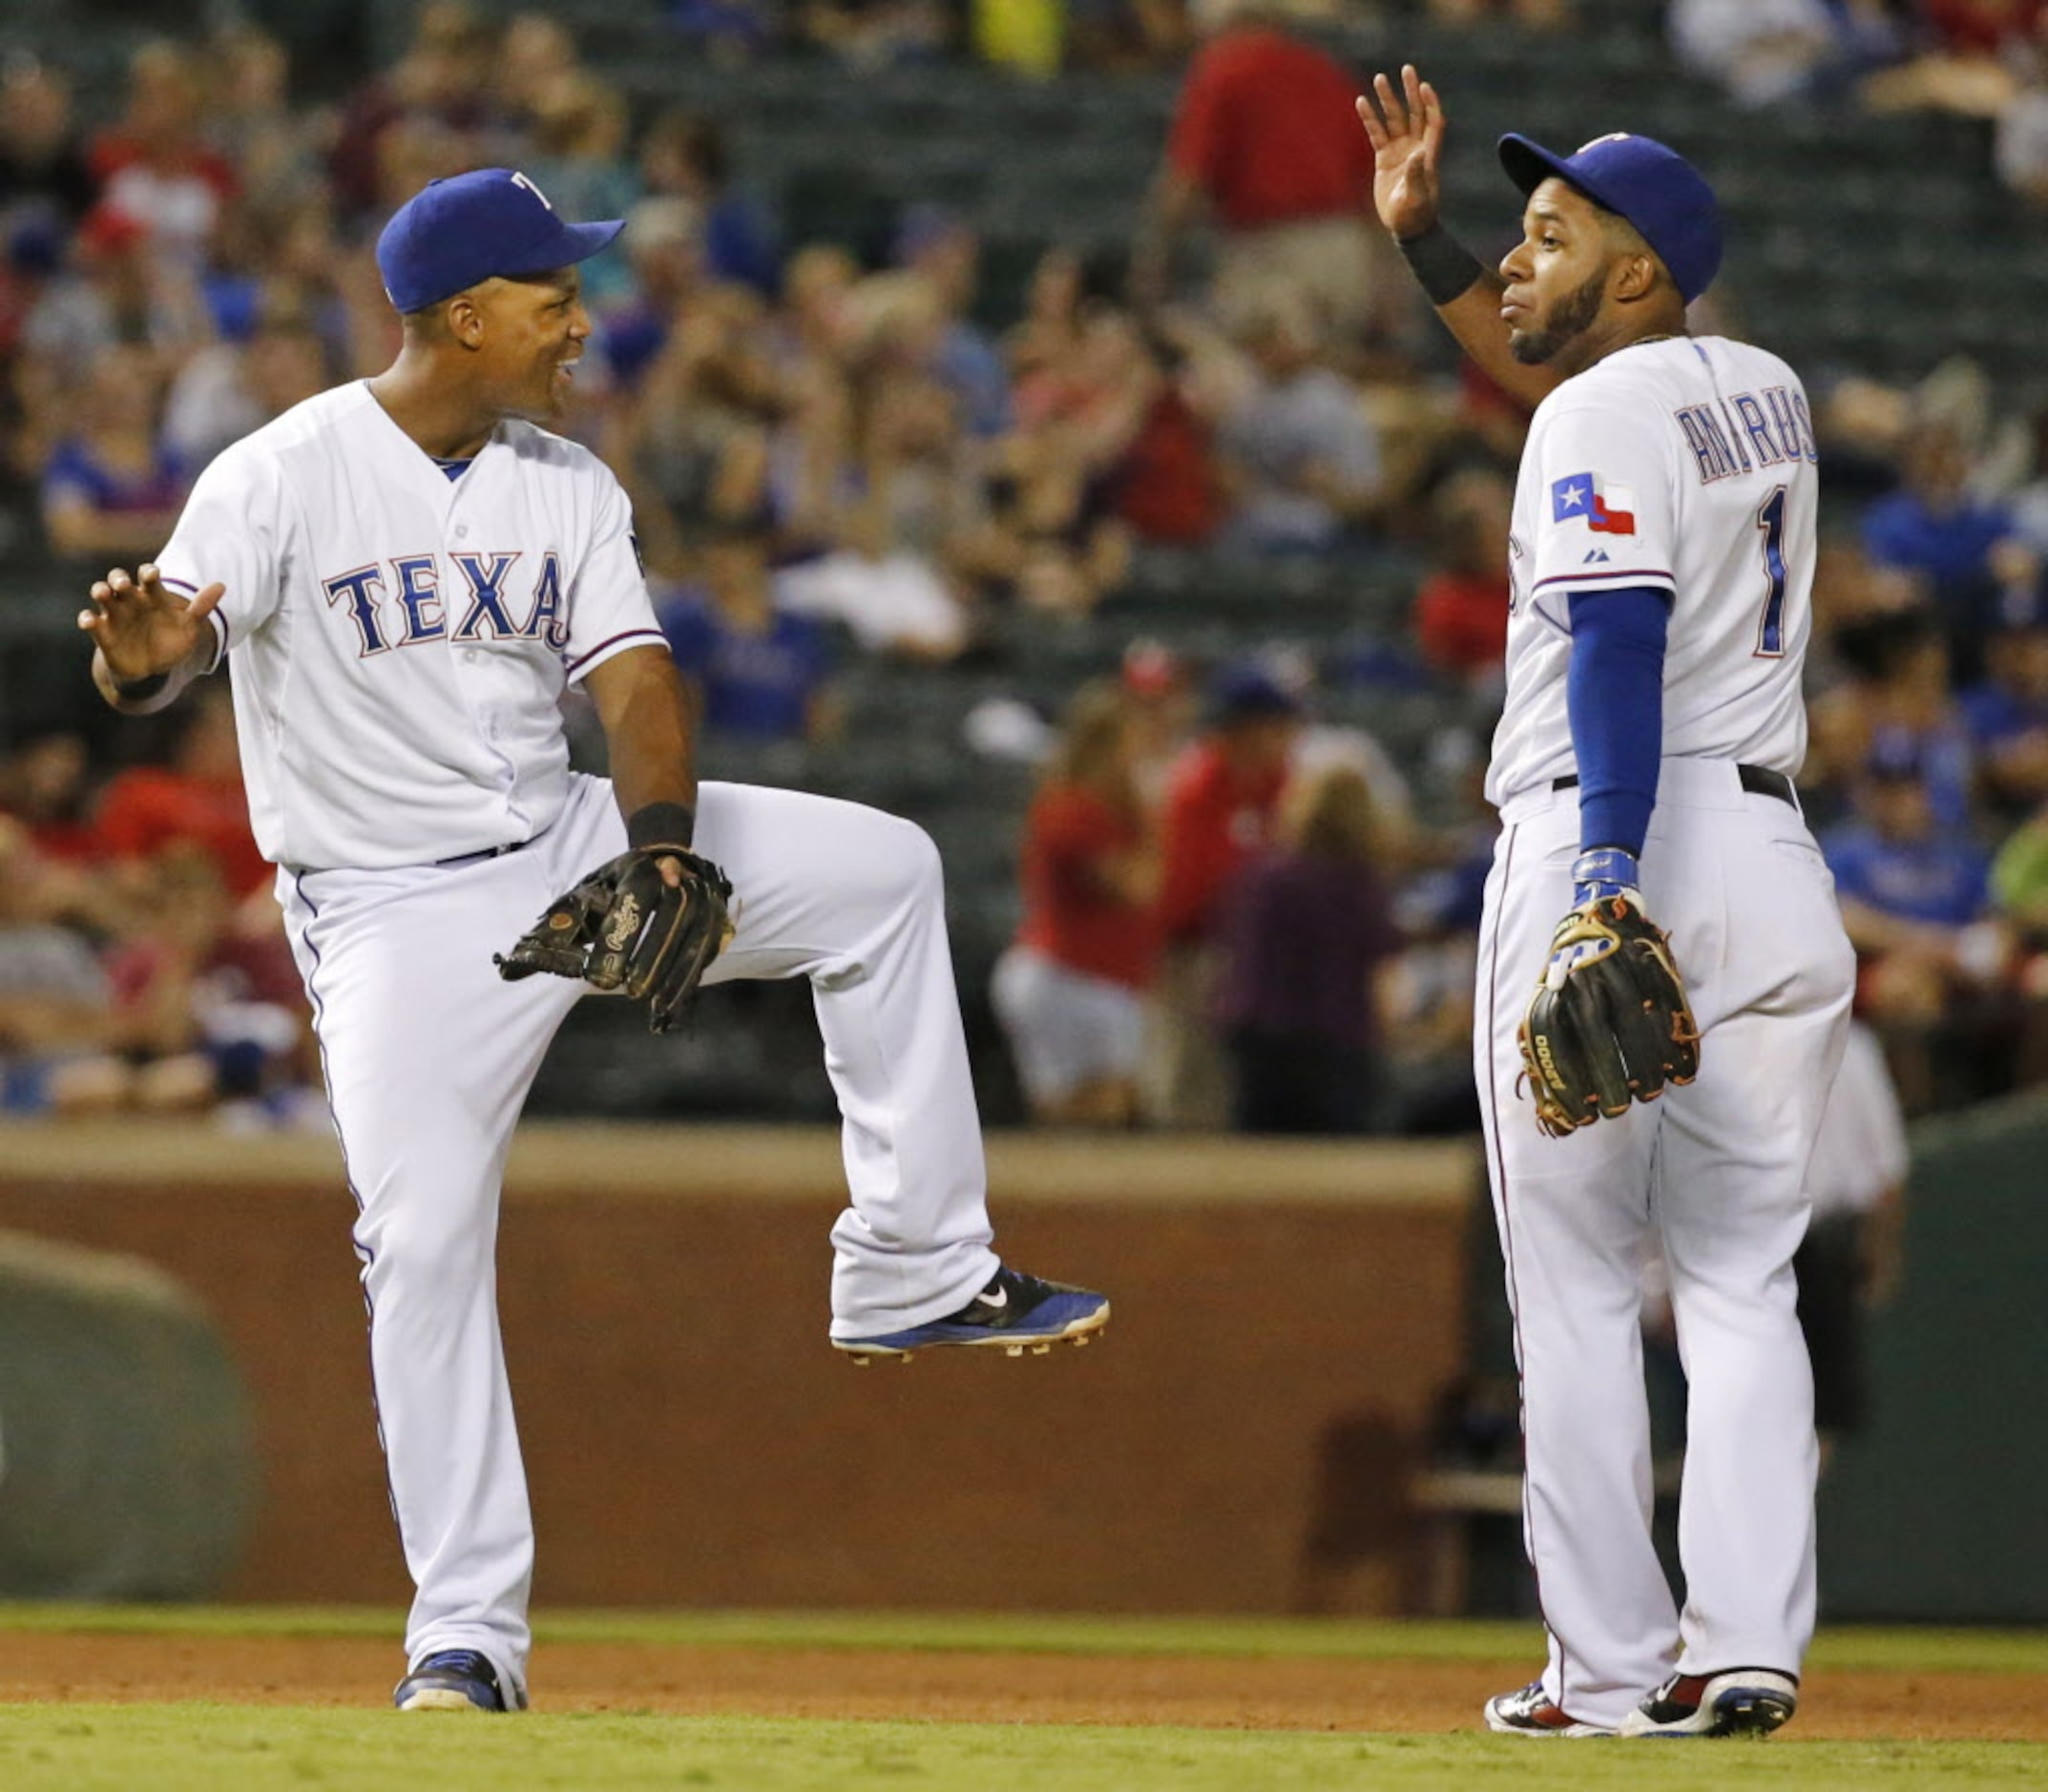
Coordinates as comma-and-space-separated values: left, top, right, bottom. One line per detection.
1550, 471, 1636, 534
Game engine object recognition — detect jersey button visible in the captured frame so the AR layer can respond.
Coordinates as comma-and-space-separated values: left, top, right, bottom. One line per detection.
454, 525, 470, 539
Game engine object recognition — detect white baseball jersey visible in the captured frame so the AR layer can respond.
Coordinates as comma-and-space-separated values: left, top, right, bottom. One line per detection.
156, 381, 668, 871
1486, 335, 1821, 806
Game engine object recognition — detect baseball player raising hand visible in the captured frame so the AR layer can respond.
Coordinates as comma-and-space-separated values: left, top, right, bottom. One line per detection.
1359, 73, 1854, 1738
81, 170, 1108, 1715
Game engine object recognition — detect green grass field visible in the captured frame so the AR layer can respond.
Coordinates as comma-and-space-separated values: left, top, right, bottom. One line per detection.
4, 1710, 2044, 1792
0, 1608, 2042, 1791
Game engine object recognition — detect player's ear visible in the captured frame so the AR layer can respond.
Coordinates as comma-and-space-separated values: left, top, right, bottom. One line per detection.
1612, 251, 1659, 304
445, 290, 487, 348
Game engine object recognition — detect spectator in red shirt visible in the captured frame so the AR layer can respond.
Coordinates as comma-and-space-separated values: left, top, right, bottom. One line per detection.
0, 731, 99, 866
1923, 0, 2046, 57
1142, 661, 1301, 1127
102, 844, 314, 1121
1114, 365, 1224, 546
1120, 637, 1201, 805
1412, 467, 1514, 687
0, 817, 128, 1115
993, 681, 1160, 1126
95, 684, 271, 903
87, 42, 240, 269
1131, 0, 1388, 344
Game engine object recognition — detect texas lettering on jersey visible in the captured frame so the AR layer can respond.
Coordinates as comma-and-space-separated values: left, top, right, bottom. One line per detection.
152, 381, 669, 871
323, 551, 569, 656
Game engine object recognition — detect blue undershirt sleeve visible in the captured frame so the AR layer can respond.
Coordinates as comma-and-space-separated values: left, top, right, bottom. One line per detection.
1566, 585, 1671, 858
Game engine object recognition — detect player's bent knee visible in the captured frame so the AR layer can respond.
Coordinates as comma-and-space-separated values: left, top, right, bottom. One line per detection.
895, 815, 946, 897
849, 807, 946, 910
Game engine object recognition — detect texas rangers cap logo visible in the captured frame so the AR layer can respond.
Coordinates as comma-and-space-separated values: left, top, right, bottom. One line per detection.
1551, 471, 1636, 535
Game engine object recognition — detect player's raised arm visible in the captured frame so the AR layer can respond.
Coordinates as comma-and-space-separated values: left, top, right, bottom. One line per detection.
79, 563, 224, 715
1356, 67, 1564, 412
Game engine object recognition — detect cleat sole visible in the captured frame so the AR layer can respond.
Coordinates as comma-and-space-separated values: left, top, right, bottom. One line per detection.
397, 1688, 491, 1713
1715, 1691, 1795, 1737
832, 1309, 1109, 1362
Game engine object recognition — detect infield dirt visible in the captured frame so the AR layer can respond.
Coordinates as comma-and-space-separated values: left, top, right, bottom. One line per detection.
3, 1633, 2043, 1743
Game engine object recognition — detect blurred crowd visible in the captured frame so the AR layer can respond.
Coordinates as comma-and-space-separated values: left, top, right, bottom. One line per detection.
1666, 0, 2048, 209
0, 0, 2045, 1129
668, 0, 1576, 78
989, 647, 1494, 1134
0, 689, 314, 1124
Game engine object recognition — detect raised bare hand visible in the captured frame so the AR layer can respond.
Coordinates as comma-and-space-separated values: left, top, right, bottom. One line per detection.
1356, 66, 1447, 241
77, 564, 224, 684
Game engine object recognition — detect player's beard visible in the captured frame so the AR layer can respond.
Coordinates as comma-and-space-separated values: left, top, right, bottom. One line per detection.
1509, 266, 1608, 366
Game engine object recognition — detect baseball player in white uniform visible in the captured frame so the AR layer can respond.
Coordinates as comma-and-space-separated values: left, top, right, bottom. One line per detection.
78, 170, 1108, 1715
1360, 73, 1855, 1737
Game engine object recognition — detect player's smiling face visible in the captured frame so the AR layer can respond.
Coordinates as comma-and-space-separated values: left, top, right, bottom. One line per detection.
1498, 178, 1630, 372
472, 267, 591, 421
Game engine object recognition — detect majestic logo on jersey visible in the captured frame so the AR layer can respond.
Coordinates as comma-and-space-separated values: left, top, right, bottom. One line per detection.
1674, 386, 1818, 485
1551, 472, 1636, 535
322, 552, 570, 657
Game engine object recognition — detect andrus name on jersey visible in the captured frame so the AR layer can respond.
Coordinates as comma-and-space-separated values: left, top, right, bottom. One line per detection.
322, 551, 568, 657
1673, 386, 1818, 486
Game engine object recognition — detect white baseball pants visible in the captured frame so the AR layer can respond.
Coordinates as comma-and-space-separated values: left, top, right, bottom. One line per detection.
1473, 758, 1854, 1727
279, 775, 1000, 1703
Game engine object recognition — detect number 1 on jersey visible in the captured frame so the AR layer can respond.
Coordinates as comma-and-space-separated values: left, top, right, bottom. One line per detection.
1755, 486, 1788, 657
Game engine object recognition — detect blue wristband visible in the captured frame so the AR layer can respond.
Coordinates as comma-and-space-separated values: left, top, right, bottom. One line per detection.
1572, 846, 1640, 905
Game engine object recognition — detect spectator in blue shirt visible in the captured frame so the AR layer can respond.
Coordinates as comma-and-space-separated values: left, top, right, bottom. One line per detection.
892, 204, 1011, 441
1824, 738, 2010, 1098
1862, 420, 2031, 669
1827, 738, 1992, 929
657, 518, 840, 741
1812, 606, 1976, 832
1213, 286, 1381, 556
638, 109, 781, 298
1957, 579, 2048, 819
40, 342, 191, 562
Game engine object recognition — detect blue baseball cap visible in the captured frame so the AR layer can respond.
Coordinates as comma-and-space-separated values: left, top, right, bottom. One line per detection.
1497, 132, 1722, 305
376, 168, 625, 314
1208, 662, 1303, 726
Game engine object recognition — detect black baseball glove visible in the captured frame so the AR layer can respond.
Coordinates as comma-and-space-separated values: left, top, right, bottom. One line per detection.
1516, 887, 1700, 1137
495, 845, 735, 1032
